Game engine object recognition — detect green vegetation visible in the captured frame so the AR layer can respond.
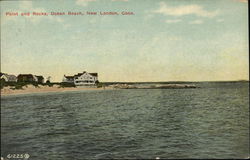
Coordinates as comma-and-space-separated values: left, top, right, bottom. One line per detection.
1, 80, 104, 90
0, 81, 42, 90
46, 81, 59, 87
59, 82, 76, 88
12, 84, 24, 90
96, 82, 106, 88
1, 81, 25, 90
0, 79, 6, 89
0, 80, 63, 90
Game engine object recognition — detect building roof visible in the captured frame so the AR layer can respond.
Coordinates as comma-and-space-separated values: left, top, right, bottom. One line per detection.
18, 74, 33, 76
7, 75, 17, 79
1, 74, 17, 80
74, 71, 86, 77
89, 73, 98, 77
17, 74, 35, 78
74, 71, 98, 77
64, 75, 74, 79
65, 71, 98, 79
0, 72, 6, 77
35, 75, 44, 79
0, 73, 6, 77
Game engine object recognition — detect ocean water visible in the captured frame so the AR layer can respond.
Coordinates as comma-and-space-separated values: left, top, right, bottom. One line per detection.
1, 82, 249, 159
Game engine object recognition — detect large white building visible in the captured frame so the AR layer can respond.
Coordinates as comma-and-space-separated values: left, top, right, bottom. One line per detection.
62, 71, 98, 86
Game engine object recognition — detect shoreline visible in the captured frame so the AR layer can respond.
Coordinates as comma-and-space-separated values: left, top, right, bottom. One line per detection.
1, 83, 200, 96
1, 85, 113, 96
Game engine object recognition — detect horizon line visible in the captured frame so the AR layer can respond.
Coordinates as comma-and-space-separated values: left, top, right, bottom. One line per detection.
47, 80, 249, 83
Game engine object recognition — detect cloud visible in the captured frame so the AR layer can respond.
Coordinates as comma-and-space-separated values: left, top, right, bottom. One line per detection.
166, 19, 182, 23
75, 0, 96, 6
154, 2, 219, 18
20, 1, 33, 10
112, 0, 129, 1
189, 19, 203, 24
216, 19, 224, 22
237, 0, 248, 3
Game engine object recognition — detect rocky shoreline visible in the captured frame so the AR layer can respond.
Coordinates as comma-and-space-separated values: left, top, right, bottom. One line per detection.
108, 84, 199, 89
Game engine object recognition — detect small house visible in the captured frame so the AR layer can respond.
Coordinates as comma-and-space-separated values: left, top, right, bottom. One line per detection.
62, 75, 74, 83
35, 76, 44, 84
17, 74, 38, 83
0, 73, 17, 82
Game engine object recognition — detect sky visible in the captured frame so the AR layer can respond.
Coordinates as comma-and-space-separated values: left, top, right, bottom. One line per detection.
1, 0, 249, 82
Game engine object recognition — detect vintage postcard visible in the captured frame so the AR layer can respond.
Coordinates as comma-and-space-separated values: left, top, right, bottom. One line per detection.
1, 0, 249, 159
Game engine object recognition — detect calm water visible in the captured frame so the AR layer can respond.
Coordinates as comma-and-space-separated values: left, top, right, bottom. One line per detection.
1, 82, 249, 159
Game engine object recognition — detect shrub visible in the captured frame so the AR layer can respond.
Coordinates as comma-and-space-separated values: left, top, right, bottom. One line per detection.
48, 83, 53, 87
60, 82, 76, 88
0, 79, 6, 89
14, 84, 24, 90
96, 82, 105, 88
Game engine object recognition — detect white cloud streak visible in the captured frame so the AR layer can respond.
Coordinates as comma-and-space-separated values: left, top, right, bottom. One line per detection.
189, 19, 203, 24
216, 19, 224, 22
75, 0, 96, 6
154, 2, 219, 18
237, 0, 248, 3
111, 0, 129, 1
166, 19, 182, 23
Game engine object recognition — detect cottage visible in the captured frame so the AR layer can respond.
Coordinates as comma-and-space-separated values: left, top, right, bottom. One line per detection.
17, 74, 38, 83
62, 71, 98, 86
62, 75, 74, 83
0, 73, 17, 82
35, 76, 44, 84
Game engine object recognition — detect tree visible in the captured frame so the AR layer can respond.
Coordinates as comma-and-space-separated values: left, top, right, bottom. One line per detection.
46, 76, 51, 83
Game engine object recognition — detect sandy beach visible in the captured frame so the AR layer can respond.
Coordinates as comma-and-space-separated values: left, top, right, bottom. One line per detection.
1, 85, 112, 96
